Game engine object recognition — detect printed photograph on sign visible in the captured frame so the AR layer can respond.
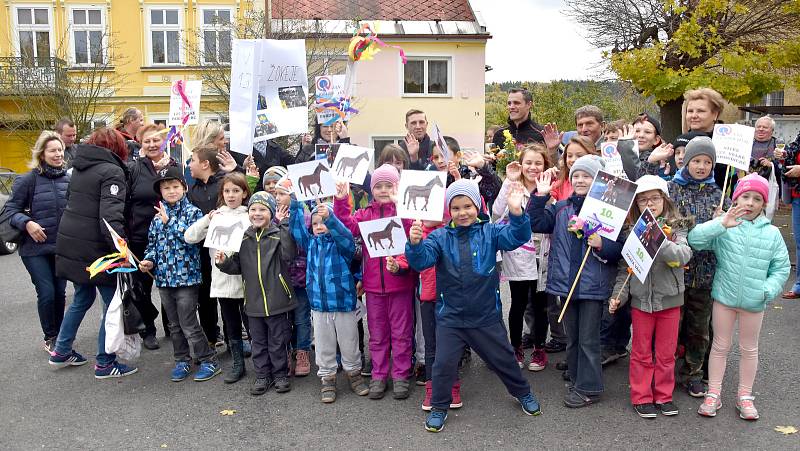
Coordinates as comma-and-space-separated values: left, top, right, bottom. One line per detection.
332, 144, 372, 185
205, 214, 250, 253
254, 109, 278, 140
278, 85, 307, 108
712, 123, 755, 171
579, 170, 638, 241
287, 160, 336, 201
358, 216, 407, 258
588, 171, 636, 212
621, 208, 667, 283
396, 170, 447, 221
253, 39, 309, 140
314, 143, 340, 161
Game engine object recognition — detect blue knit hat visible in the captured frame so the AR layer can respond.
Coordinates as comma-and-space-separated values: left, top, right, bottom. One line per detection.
248, 191, 276, 217
445, 179, 481, 209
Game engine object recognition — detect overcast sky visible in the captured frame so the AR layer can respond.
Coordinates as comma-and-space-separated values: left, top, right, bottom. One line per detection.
470, 0, 607, 83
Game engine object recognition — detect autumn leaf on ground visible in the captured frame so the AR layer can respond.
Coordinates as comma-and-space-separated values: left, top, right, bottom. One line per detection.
220, 409, 237, 416
773, 305, 784, 310
775, 426, 797, 435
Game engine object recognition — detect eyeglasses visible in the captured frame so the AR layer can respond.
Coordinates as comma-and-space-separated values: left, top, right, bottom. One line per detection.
636, 195, 663, 206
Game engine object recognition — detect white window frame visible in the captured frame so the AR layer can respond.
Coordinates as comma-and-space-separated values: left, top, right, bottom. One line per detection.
12, 5, 55, 63
198, 6, 233, 66
145, 6, 184, 66
370, 135, 406, 168
67, 5, 107, 67
401, 56, 452, 98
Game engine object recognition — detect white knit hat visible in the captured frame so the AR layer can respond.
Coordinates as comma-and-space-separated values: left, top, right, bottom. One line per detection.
635, 175, 669, 196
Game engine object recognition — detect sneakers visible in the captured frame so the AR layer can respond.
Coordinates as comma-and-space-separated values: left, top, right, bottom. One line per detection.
422, 380, 432, 411
514, 346, 525, 368
517, 392, 542, 415
171, 362, 191, 382
657, 401, 679, 416
528, 348, 548, 372
368, 379, 387, 399
49, 350, 88, 368
194, 361, 221, 382
294, 350, 311, 377
697, 392, 722, 417
736, 395, 759, 420
95, 362, 138, 379
601, 349, 629, 366
564, 388, 599, 408
425, 408, 448, 433
686, 379, 707, 398
142, 335, 160, 350
275, 376, 291, 393
414, 363, 426, 386
347, 369, 369, 396
43, 338, 56, 354
360, 358, 372, 377
320, 375, 337, 403
450, 380, 463, 409
544, 340, 566, 353
392, 378, 411, 400
633, 403, 658, 418
250, 377, 274, 396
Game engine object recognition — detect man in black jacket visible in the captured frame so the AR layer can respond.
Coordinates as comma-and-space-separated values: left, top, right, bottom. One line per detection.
399, 109, 435, 170
492, 88, 546, 150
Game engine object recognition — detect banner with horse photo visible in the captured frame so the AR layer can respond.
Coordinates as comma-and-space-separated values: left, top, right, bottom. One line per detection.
621, 208, 667, 283
204, 214, 251, 253
579, 170, 637, 241
395, 170, 447, 222
287, 160, 336, 201
331, 144, 372, 185
358, 216, 407, 258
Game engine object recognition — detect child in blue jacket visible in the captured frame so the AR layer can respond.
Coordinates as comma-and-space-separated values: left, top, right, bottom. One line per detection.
289, 198, 369, 403
528, 155, 623, 408
405, 179, 542, 433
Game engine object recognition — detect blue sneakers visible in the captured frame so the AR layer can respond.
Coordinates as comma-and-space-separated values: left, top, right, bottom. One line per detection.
425, 408, 448, 433
194, 361, 221, 382
49, 350, 88, 368
171, 362, 191, 382
95, 362, 138, 379
518, 392, 542, 416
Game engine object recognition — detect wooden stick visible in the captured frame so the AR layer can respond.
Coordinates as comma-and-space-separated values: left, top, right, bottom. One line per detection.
558, 247, 592, 323
719, 164, 731, 210
128, 249, 155, 280
612, 272, 632, 307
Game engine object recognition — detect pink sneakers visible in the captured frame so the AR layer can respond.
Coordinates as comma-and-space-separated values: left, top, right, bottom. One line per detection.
528, 348, 548, 372
697, 392, 722, 417
736, 395, 759, 420
450, 380, 463, 409
422, 380, 432, 411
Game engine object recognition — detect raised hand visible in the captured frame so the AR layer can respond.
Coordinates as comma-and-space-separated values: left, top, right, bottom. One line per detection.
405, 133, 420, 159
25, 221, 47, 243
217, 149, 237, 173
154, 202, 169, 224
409, 219, 423, 244
648, 142, 674, 163
505, 161, 522, 182
385, 256, 399, 273
448, 161, 461, 181
620, 124, 635, 141
335, 180, 350, 199
506, 182, 525, 215
336, 121, 348, 139
464, 150, 486, 169
542, 122, 562, 151
535, 170, 552, 195
609, 298, 620, 314
315, 200, 329, 220
721, 205, 747, 228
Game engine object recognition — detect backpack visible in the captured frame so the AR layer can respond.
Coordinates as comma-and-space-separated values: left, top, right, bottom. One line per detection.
0, 172, 35, 245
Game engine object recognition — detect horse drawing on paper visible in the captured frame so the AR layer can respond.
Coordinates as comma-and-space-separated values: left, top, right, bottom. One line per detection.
367, 220, 402, 250
299, 163, 330, 197
210, 220, 244, 247
335, 151, 369, 178
403, 176, 444, 211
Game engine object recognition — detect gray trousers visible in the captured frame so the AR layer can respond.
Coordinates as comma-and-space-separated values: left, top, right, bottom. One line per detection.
249, 313, 291, 378
159, 286, 215, 363
312, 310, 362, 377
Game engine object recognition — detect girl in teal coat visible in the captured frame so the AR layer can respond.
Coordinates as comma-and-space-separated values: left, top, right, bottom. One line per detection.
688, 174, 790, 421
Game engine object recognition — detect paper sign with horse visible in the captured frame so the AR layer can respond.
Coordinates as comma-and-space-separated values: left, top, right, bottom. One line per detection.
205, 214, 250, 253
396, 170, 447, 222
358, 216, 407, 258
332, 144, 373, 185
287, 159, 337, 201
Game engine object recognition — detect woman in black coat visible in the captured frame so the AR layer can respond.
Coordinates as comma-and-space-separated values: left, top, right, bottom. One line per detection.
6, 131, 70, 353
50, 127, 138, 379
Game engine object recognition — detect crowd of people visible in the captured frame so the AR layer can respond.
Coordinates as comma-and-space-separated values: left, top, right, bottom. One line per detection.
3, 87, 794, 433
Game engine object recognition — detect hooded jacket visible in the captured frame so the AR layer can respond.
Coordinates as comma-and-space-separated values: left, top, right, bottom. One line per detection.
55, 144, 128, 286
143, 196, 204, 288
8, 167, 69, 257
217, 220, 297, 317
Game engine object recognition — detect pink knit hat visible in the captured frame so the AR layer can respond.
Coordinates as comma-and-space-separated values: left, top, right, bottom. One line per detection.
732, 173, 769, 203
370, 163, 400, 191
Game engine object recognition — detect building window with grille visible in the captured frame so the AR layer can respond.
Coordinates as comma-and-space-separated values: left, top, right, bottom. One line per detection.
69, 7, 106, 66
403, 57, 451, 96
147, 8, 182, 65
199, 8, 232, 65
14, 7, 53, 66
762, 90, 785, 107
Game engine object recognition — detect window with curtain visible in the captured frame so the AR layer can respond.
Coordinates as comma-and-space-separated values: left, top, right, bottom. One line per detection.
15, 7, 52, 66
403, 58, 450, 96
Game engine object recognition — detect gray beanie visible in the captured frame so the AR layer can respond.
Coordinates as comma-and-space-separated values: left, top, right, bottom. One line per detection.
683, 136, 716, 166
446, 179, 482, 209
569, 155, 605, 180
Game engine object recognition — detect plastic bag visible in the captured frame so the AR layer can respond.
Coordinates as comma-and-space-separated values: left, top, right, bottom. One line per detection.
104, 274, 142, 361
766, 166, 780, 219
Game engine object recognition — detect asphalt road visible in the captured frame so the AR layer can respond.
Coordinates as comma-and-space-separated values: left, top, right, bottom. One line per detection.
1, 244, 799, 449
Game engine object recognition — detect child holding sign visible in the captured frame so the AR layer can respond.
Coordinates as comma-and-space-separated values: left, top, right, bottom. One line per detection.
609, 176, 693, 418
528, 155, 624, 408
334, 164, 415, 401
689, 174, 789, 420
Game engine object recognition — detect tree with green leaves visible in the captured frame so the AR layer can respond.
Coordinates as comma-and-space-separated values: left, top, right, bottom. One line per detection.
565, 0, 800, 140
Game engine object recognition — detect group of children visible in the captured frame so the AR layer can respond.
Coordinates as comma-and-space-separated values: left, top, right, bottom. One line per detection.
97, 125, 786, 433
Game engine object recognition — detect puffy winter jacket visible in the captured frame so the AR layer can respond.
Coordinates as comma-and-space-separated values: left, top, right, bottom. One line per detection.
143, 196, 204, 288
406, 212, 531, 328
55, 144, 129, 287
688, 216, 790, 312
334, 197, 415, 294
8, 168, 69, 257
493, 179, 549, 284
528, 194, 623, 300
127, 156, 177, 244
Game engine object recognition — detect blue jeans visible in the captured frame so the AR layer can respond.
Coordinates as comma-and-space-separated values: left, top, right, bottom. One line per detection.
600, 298, 631, 352
291, 287, 312, 351
54, 282, 116, 366
563, 299, 604, 395
21, 254, 67, 339
792, 198, 800, 293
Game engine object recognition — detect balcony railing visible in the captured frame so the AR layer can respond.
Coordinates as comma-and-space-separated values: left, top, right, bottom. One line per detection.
0, 57, 68, 95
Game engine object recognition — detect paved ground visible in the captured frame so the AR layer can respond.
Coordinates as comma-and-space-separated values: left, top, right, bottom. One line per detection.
2, 213, 800, 450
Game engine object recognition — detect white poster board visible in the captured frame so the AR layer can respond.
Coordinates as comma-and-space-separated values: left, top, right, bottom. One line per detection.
600, 141, 626, 179
430, 123, 450, 164
396, 170, 447, 222
287, 160, 336, 201
359, 216, 407, 257
168, 80, 202, 126
205, 214, 250, 253
579, 170, 638, 241
315, 75, 349, 125
253, 39, 309, 142
332, 144, 372, 185
228, 39, 259, 155
621, 208, 667, 283
713, 124, 755, 171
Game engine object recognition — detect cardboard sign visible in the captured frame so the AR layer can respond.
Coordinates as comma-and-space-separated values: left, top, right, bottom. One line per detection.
621, 208, 667, 283
205, 214, 250, 253
713, 124, 755, 171
332, 144, 372, 185
287, 159, 336, 201
600, 141, 626, 179
168, 80, 202, 126
358, 216, 407, 257
396, 170, 447, 222
430, 123, 450, 165
228, 39, 259, 155
315, 75, 349, 125
579, 170, 638, 241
